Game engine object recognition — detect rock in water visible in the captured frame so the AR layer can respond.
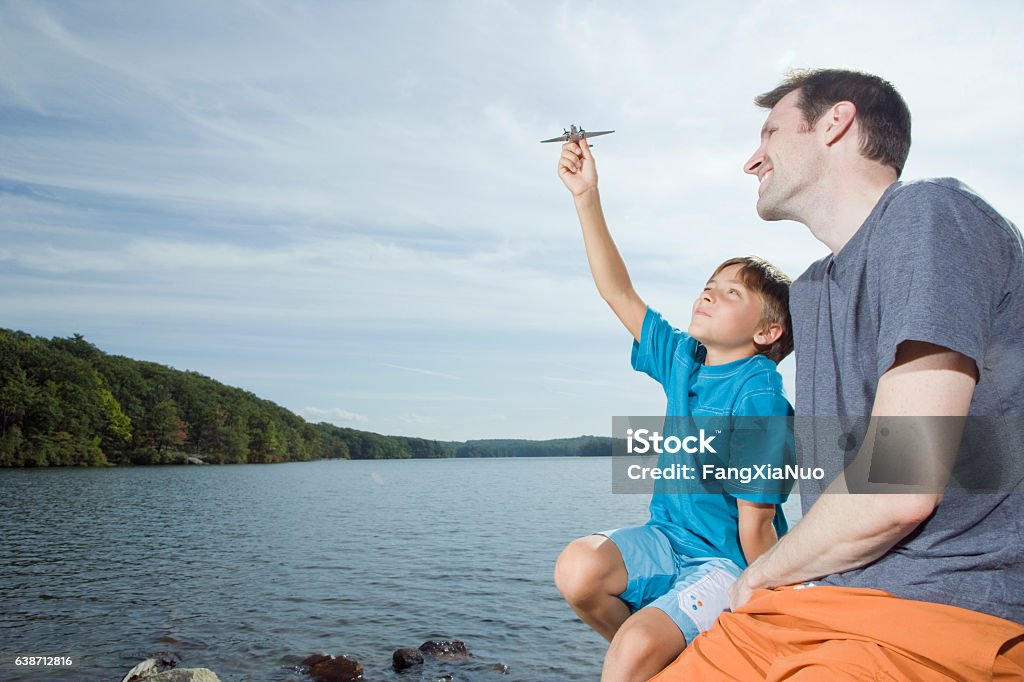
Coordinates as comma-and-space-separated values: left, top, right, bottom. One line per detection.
121, 659, 159, 682
120, 655, 182, 682
392, 647, 425, 671
418, 640, 471, 661
301, 653, 333, 668
146, 670, 220, 682
306, 655, 363, 682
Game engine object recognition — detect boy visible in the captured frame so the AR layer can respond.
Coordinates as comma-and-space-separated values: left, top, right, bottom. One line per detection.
552, 138, 794, 681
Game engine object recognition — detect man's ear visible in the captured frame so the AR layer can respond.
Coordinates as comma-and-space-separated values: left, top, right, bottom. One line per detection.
754, 323, 783, 347
823, 101, 856, 146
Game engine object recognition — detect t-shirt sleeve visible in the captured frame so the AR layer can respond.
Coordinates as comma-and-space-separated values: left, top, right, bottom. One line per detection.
871, 183, 1016, 381
722, 380, 794, 503
630, 306, 695, 387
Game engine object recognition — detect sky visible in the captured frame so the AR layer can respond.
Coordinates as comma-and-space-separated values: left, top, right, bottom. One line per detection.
1, 1, 1022, 441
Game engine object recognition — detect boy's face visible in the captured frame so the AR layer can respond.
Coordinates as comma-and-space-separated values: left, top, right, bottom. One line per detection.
687, 264, 766, 354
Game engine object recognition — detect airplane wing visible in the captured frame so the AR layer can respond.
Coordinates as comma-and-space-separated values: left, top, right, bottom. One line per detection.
540, 129, 615, 143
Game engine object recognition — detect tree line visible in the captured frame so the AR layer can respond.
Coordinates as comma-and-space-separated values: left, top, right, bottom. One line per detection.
452, 437, 611, 458
0, 329, 611, 467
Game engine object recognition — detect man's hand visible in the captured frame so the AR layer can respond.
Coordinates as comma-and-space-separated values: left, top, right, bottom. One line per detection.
728, 569, 759, 611
558, 140, 598, 198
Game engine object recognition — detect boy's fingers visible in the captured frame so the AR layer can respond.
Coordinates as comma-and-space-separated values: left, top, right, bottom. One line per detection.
579, 138, 594, 161
560, 149, 582, 164
560, 151, 583, 172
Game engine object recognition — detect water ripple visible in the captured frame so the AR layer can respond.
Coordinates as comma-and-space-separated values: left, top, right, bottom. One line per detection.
0, 458, 648, 681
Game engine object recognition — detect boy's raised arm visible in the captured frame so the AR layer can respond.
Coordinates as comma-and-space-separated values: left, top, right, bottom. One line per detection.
558, 140, 647, 342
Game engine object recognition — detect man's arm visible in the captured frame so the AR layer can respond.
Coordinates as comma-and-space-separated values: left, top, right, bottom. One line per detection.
558, 141, 646, 341
736, 500, 778, 565
729, 341, 977, 609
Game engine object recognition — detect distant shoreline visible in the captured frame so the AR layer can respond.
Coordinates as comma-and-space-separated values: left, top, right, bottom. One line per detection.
1, 328, 612, 467
0, 450, 615, 469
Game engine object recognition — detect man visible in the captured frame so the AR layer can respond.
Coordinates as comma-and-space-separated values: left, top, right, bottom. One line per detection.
652, 69, 1024, 680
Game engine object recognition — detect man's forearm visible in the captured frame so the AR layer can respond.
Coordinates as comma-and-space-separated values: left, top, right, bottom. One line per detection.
743, 493, 934, 590
742, 344, 973, 594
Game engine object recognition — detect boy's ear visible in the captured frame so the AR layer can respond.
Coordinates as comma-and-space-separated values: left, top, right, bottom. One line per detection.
754, 323, 783, 347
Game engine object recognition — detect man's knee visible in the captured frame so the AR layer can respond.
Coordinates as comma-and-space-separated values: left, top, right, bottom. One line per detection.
554, 535, 623, 605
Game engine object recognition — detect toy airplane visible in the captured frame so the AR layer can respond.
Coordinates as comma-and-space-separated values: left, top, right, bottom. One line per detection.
540, 124, 615, 144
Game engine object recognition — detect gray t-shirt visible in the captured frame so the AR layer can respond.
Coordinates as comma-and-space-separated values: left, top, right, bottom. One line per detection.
792, 178, 1024, 623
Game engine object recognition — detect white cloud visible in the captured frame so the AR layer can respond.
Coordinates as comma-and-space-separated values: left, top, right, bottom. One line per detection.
1, 0, 1020, 439
382, 364, 460, 380
299, 407, 369, 424
399, 413, 436, 426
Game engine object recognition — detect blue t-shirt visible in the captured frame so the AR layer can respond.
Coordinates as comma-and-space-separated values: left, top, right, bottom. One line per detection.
631, 306, 793, 567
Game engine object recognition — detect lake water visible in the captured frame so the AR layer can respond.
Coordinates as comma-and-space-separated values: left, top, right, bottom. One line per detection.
0, 458, 802, 681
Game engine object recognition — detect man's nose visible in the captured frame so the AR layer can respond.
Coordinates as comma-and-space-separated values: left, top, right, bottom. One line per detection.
744, 145, 764, 176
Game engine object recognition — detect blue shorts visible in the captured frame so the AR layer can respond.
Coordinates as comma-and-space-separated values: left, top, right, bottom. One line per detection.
598, 524, 742, 644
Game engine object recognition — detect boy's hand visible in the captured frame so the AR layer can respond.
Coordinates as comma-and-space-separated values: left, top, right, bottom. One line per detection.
558, 140, 598, 198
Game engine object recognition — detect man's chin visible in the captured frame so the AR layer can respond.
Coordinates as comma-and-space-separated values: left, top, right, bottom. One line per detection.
755, 198, 783, 221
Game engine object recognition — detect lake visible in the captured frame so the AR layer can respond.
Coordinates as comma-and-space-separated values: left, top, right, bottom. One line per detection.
0, 457, 801, 681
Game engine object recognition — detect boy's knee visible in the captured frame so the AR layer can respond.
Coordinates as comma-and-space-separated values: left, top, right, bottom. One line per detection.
608, 615, 685, 669
611, 618, 665, 659
554, 536, 617, 604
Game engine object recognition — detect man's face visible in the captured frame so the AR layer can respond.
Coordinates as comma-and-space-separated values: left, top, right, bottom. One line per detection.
743, 89, 822, 222
687, 264, 766, 353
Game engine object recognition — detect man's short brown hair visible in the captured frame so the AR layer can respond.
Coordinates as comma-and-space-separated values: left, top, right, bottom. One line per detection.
755, 68, 911, 177
712, 256, 793, 364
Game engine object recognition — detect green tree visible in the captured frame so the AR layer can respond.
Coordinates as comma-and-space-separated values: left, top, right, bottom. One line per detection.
138, 399, 188, 463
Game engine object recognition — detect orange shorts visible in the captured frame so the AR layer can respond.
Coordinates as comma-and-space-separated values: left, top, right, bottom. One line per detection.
649, 585, 1024, 681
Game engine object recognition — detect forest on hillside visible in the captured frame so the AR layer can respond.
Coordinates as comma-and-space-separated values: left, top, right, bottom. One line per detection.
0, 329, 448, 466
0, 329, 611, 467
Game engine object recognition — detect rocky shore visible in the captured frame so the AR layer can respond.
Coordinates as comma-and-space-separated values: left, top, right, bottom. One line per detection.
121, 638, 511, 682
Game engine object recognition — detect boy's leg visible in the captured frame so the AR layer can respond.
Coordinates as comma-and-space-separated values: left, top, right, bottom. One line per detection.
554, 534, 631, 641
601, 607, 686, 682
606, 557, 742, 681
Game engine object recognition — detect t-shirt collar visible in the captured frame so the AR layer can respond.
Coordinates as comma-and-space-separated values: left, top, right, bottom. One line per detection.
828, 181, 902, 278
698, 353, 760, 376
